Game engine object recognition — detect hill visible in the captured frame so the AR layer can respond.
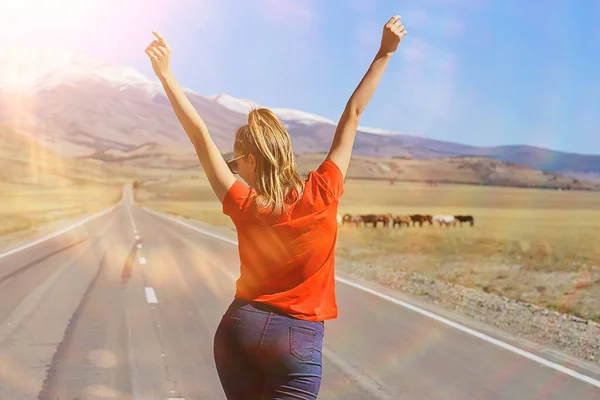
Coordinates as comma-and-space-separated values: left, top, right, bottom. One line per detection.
77, 142, 599, 190
295, 153, 599, 190
0, 125, 133, 186
1, 48, 599, 181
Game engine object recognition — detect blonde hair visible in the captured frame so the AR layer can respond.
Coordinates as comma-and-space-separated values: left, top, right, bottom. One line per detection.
234, 107, 305, 217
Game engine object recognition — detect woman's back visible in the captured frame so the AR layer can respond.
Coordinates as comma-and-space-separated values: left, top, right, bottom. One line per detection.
223, 160, 344, 322
146, 15, 407, 398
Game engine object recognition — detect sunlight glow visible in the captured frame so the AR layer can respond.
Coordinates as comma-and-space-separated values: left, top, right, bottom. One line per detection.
0, 0, 95, 37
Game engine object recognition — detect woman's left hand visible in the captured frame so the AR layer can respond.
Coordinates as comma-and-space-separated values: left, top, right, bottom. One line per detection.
145, 31, 171, 80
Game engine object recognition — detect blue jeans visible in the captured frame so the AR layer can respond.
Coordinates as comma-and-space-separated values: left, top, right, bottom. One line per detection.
214, 298, 325, 399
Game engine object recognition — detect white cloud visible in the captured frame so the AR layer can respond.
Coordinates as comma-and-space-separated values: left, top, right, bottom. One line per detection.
405, 9, 429, 29
437, 0, 481, 7
387, 38, 462, 134
402, 37, 429, 62
353, 20, 383, 64
348, 0, 379, 15
401, 9, 465, 40
166, 0, 223, 29
256, 0, 318, 31
0, 0, 195, 64
241, 0, 320, 64
442, 19, 465, 38
357, 22, 380, 45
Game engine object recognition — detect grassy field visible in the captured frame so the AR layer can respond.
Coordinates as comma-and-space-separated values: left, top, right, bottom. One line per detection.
0, 183, 124, 237
0, 125, 134, 243
135, 175, 600, 321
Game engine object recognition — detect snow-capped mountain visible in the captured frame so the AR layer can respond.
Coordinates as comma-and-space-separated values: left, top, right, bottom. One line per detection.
0, 45, 164, 96
207, 93, 397, 134
1, 46, 599, 177
0, 45, 402, 136
208, 93, 335, 124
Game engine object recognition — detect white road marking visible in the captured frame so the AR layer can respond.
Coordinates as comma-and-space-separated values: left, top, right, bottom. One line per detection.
142, 207, 237, 245
137, 244, 142, 249
139, 257, 147, 265
125, 187, 141, 239
143, 207, 600, 390
336, 276, 600, 389
0, 203, 119, 260
127, 203, 136, 228
145, 287, 158, 304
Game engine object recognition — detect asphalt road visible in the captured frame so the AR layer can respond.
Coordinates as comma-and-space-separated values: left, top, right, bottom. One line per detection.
1, 185, 599, 399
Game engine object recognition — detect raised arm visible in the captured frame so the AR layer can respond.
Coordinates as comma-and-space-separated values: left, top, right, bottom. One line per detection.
326, 15, 407, 178
145, 32, 236, 203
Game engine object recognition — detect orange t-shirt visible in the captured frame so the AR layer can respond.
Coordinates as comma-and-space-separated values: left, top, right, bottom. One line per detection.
222, 159, 344, 321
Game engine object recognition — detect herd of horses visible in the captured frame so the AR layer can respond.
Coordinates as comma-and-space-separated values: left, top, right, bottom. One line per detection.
337, 213, 475, 228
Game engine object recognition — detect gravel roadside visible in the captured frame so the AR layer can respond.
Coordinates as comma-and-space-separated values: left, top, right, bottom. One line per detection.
337, 258, 600, 366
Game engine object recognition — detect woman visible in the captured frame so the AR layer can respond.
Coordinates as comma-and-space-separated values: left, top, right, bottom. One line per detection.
145, 15, 407, 400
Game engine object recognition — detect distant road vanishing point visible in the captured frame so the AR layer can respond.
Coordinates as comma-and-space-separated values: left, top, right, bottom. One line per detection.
0, 184, 599, 399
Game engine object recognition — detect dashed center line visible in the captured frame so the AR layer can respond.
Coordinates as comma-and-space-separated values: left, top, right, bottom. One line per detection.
145, 287, 158, 304
139, 256, 147, 264
137, 244, 142, 249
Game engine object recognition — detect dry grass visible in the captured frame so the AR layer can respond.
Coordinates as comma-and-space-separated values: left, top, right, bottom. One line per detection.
134, 174, 233, 227
338, 180, 600, 321
0, 183, 123, 236
135, 176, 600, 321
336, 179, 600, 269
0, 125, 132, 241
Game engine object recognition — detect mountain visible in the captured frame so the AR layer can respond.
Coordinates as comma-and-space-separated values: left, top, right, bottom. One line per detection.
295, 153, 598, 190
84, 142, 201, 170
207, 94, 397, 135
1, 47, 599, 180
80, 142, 599, 190
0, 124, 133, 186
206, 94, 600, 177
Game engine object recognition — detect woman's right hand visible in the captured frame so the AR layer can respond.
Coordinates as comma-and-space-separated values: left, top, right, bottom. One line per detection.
145, 31, 172, 81
379, 15, 407, 56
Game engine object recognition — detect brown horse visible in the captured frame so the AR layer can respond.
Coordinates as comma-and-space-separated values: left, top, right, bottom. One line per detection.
360, 214, 377, 227
393, 215, 411, 228
454, 215, 475, 226
410, 214, 433, 227
377, 213, 393, 227
360, 214, 393, 227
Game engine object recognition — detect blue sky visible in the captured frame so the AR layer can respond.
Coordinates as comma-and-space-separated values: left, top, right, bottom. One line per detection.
1, 0, 598, 154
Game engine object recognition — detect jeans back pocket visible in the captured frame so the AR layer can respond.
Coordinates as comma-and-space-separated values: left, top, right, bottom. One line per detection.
290, 326, 316, 361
